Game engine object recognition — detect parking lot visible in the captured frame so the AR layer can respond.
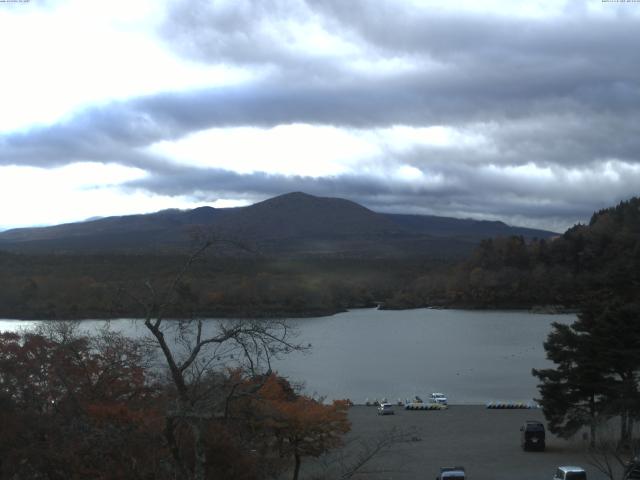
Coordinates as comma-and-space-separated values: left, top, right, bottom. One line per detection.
303, 405, 612, 480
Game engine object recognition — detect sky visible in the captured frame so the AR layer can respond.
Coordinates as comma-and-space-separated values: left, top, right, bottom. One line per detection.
1, 0, 639, 233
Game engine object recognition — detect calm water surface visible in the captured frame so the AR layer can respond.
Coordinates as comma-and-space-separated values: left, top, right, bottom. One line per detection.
0, 308, 575, 404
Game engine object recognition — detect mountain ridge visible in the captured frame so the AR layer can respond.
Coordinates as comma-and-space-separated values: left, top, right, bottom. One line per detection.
0, 192, 556, 256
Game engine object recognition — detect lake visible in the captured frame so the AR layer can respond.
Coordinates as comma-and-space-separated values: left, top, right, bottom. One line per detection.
0, 308, 575, 404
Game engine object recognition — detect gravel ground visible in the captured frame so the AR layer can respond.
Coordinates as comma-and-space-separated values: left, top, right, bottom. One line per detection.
300, 405, 612, 480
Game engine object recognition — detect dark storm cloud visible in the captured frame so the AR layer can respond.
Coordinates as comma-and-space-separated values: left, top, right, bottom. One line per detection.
162, 0, 640, 114
3, 0, 640, 230
0, 80, 480, 169
160, 0, 317, 67
3, 79, 639, 170
125, 148, 640, 233
3, 0, 640, 168
0, 103, 176, 170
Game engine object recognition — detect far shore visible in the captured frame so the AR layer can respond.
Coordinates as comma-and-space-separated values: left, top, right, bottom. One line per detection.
0, 303, 579, 322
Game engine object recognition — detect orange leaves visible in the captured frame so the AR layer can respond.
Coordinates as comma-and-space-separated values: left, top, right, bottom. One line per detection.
0, 329, 349, 479
0, 328, 166, 479
254, 374, 351, 458
257, 373, 297, 403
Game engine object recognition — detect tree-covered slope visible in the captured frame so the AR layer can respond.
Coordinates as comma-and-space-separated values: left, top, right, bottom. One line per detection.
387, 197, 640, 309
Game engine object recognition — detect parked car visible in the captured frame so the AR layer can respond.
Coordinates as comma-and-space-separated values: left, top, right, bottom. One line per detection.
377, 403, 395, 415
431, 392, 448, 405
520, 420, 546, 451
553, 466, 586, 480
436, 466, 465, 480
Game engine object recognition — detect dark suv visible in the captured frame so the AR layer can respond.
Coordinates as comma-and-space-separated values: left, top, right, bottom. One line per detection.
520, 420, 546, 451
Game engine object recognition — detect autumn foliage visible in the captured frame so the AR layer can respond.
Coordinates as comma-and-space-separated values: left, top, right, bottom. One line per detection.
0, 328, 351, 479
0, 327, 166, 479
246, 374, 351, 479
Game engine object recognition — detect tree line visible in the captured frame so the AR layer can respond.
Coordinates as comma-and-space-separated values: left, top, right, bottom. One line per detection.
0, 253, 441, 320
385, 197, 640, 310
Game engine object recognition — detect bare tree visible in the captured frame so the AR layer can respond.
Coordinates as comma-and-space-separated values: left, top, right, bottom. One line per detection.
588, 421, 640, 480
123, 240, 305, 480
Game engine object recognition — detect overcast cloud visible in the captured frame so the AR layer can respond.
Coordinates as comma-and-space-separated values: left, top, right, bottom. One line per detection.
0, 0, 638, 231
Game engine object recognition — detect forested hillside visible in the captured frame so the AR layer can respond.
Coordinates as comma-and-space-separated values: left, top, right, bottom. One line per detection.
386, 197, 640, 310
0, 253, 448, 319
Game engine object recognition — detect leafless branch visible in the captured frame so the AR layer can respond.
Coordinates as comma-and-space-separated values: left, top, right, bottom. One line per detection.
587, 421, 640, 480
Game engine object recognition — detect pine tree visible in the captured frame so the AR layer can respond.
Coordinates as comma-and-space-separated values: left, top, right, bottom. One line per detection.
533, 301, 640, 447
533, 320, 608, 446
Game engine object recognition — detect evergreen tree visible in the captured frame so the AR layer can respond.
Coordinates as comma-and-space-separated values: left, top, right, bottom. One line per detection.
578, 302, 640, 446
533, 301, 640, 447
533, 320, 608, 446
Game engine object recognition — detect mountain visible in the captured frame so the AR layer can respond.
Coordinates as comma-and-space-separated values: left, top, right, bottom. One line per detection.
0, 192, 556, 257
211, 192, 401, 239
384, 213, 552, 239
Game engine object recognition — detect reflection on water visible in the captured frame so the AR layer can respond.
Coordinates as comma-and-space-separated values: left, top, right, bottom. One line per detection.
0, 308, 574, 404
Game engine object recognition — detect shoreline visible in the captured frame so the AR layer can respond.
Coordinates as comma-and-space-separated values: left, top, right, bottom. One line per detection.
0, 304, 578, 322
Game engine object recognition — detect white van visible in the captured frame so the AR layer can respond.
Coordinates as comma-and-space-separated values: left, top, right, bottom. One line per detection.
377, 403, 395, 415
431, 393, 448, 405
553, 466, 586, 480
